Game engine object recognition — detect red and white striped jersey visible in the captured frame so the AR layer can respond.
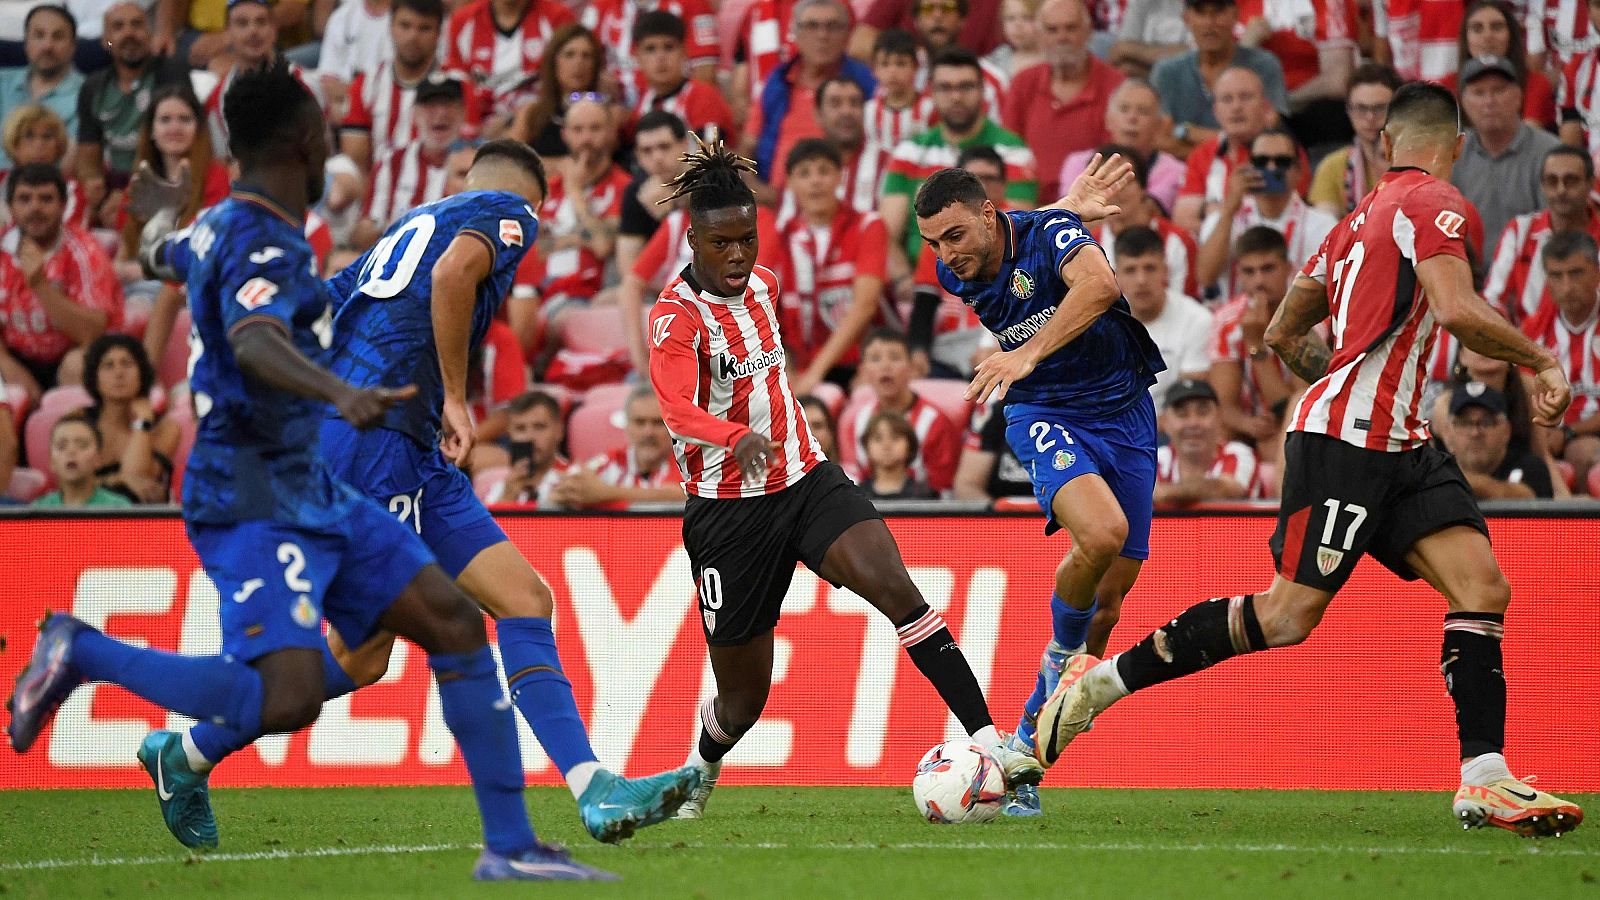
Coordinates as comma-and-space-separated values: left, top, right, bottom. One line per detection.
631, 208, 694, 289
844, 393, 960, 492
775, 144, 889, 220
738, 0, 798, 103
1210, 293, 1299, 418
1097, 215, 1200, 299
1234, 0, 1357, 91
1559, 49, 1600, 163
774, 205, 888, 370
1483, 207, 1600, 325
205, 62, 319, 156
364, 142, 450, 228
1200, 194, 1340, 297
630, 78, 736, 141
539, 164, 632, 302
1156, 440, 1262, 498
585, 0, 719, 81
587, 445, 684, 489
1291, 168, 1471, 452
444, 0, 576, 120
864, 93, 935, 151
648, 264, 825, 498
1529, 0, 1600, 69
1521, 298, 1600, 424
343, 62, 473, 162
1371, 0, 1461, 81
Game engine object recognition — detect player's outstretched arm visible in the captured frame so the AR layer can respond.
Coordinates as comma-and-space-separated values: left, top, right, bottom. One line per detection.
1038, 153, 1135, 224
1417, 254, 1573, 425
432, 234, 496, 466
1264, 276, 1334, 384
230, 320, 417, 429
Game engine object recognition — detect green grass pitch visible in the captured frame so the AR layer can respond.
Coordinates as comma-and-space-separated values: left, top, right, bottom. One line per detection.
1, 787, 1596, 898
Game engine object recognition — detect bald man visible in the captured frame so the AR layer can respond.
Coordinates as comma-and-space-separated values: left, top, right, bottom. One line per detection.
539, 98, 632, 323
1001, 0, 1124, 200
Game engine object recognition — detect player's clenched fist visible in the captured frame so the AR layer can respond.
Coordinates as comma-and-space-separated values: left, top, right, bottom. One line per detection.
1530, 367, 1573, 427
336, 384, 418, 430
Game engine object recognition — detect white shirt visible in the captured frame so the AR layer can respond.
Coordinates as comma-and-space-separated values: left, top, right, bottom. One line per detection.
319, 1, 394, 83
1200, 194, 1339, 298
1138, 289, 1216, 406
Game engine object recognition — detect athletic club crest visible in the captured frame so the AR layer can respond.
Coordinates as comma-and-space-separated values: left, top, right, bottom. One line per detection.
1316, 546, 1344, 577
702, 610, 716, 633
1011, 269, 1035, 299
1052, 449, 1074, 470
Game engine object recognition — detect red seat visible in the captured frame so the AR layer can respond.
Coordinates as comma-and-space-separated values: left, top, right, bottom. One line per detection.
1587, 465, 1600, 498
5, 467, 47, 503
566, 386, 631, 464
158, 307, 193, 390
910, 377, 973, 430
1555, 459, 1577, 491
24, 385, 93, 477
558, 307, 629, 355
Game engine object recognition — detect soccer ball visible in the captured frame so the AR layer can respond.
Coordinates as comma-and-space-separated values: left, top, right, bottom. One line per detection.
912, 741, 1007, 824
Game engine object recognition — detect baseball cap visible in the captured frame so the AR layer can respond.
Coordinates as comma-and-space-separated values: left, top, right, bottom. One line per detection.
1459, 54, 1520, 87
415, 74, 466, 105
1183, 0, 1235, 7
1449, 381, 1508, 417
1164, 378, 1219, 410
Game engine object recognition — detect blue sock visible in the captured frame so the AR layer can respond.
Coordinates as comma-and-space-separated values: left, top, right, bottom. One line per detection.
71, 628, 261, 737
497, 617, 598, 777
190, 643, 358, 765
431, 647, 536, 856
1051, 594, 1098, 651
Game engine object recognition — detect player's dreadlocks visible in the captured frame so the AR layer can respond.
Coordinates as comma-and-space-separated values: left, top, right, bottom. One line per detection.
659, 132, 758, 223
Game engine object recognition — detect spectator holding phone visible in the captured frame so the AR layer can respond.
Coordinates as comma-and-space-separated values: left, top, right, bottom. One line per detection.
484, 390, 575, 507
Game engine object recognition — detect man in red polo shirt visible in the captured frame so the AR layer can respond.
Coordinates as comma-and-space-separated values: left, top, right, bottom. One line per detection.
1002, 0, 1122, 200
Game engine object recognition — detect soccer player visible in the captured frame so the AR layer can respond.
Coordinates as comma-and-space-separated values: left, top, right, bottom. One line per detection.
913, 153, 1159, 817
6, 66, 617, 880
1034, 82, 1586, 838
161, 139, 701, 849
645, 136, 1042, 818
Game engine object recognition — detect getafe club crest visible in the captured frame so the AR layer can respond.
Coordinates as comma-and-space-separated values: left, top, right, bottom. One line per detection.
1011, 269, 1035, 300
1316, 546, 1344, 577
1052, 449, 1074, 470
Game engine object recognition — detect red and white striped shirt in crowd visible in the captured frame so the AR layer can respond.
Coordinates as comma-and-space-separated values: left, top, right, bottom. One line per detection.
364, 142, 451, 228
587, 444, 684, 488
634, 206, 782, 291
1178, 135, 1313, 213
775, 204, 888, 370
1235, 0, 1357, 92
1483, 207, 1600, 325
737, 0, 798, 103
864, 93, 935, 151
775, 144, 890, 221
1292, 168, 1468, 452
343, 62, 481, 162
205, 62, 319, 156
1370, 0, 1461, 81
1156, 440, 1262, 498
585, 0, 719, 81
631, 78, 736, 140
485, 456, 578, 506
1089, 0, 1128, 35
1096, 215, 1200, 299
1559, 48, 1600, 165
1210, 293, 1298, 419
0, 224, 122, 365
914, 53, 1009, 124
1530, 0, 1600, 69
540, 164, 632, 303
1200, 194, 1339, 298
844, 393, 961, 492
1521, 297, 1600, 424
444, 0, 576, 120
648, 264, 825, 498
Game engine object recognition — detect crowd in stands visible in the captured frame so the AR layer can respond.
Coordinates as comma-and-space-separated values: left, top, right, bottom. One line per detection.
2, 0, 1599, 510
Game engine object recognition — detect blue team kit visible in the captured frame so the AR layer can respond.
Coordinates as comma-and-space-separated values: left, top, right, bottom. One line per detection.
937, 210, 1165, 556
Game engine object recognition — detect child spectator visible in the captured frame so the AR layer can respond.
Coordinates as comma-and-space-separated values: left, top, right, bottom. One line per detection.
34, 414, 132, 508
1153, 378, 1261, 505
82, 334, 179, 503
628, 11, 733, 140
846, 328, 960, 491
552, 386, 683, 508
865, 30, 935, 153
861, 410, 938, 499
985, 0, 1044, 77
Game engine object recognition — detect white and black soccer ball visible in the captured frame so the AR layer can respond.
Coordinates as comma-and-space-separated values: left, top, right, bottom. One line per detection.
912, 740, 1007, 824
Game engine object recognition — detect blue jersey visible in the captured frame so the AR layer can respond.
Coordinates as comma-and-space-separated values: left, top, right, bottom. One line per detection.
937, 210, 1165, 416
165, 188, 347, 527
324, 190, 538, 448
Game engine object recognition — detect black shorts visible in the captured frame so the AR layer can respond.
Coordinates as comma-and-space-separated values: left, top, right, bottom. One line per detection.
682, 461, 882, 646
1269, 432, 1488, 592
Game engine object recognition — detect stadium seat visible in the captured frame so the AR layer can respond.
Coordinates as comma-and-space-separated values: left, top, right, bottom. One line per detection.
473, 466, 508, 503
158, 308, 193, 390
5, 467, 47, 503
1587, 465, 1600, 499
558, 307, 630, 354
567, 386, 631, 464
24, 385, 92, 476
808, 382, 845, 417
911, 378, 974, 429
1555, 459, 1576, 491
4, 383, 30, 434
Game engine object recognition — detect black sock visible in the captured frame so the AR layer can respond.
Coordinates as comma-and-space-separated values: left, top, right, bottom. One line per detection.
895, 604, 993, 735
1442, 612, 1506, 759
695, 694, 737, 764
1115, 595, 1265, 693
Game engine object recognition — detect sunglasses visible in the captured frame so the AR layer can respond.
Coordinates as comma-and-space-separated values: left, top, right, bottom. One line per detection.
1250, 154, 1294, 170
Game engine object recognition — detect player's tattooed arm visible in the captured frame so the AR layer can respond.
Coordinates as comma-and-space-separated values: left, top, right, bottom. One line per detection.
1264, 276, 1332, 382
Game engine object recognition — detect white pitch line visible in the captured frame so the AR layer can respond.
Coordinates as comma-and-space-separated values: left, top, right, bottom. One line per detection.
4, 838, 1596, 872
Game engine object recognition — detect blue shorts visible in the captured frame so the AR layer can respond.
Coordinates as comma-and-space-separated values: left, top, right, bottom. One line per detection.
187, 493, 434, 664
319, 420, 509, 578
1004, 394, 1158, 560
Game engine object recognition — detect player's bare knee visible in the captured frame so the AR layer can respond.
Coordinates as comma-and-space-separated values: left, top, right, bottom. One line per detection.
1451, 566, 1511, 615
259, 689, 322, 733
1074, 523, 1126, 568
719, 690, 768, 736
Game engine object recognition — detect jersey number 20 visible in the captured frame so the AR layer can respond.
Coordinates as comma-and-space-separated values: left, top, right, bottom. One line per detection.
357, 214, 437, 299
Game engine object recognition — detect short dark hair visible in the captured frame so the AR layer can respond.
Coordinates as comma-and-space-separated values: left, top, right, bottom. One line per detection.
474, 138, 549, 201
1540, 230, 1599, 267
929, 47, 983, 81
632, 9, 685, 45
872, 28, 919, 61
956, 144, 1003, 172
1250, 126, 1301, 155
786, 137, 842, 173
24, 5, 75, 40
913, 167, 986, 219
862, 327, 912, 356
636, 109, 688, 141
1349, 61, 1401, 93
393, 0, 445, 24
52, 412, 101, 449
6, 162, 66, 205
797, 394, 837, 435
224, 63, 323, 165
84, 334, 156, 408
814, 76, 865, 111
1095, 142, 1147, 188
1114, 225, 1164, 261
1234, 224, 1289, 260
508, 389, 564, 420
1544, 143, 1595, 181
864, 410, 920, 461
1384, 81, 1460, 136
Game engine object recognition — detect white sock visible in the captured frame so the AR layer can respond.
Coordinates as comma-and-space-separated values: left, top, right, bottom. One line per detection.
1461, 752, 1515, 787
1096, 656, 1131, 702
566, 761, 602, 801
971, 725, 1001, 746
181, 729, 214, 773
686, 746, 711, 769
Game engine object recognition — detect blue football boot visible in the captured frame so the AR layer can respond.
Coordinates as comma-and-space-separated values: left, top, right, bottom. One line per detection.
578, 765, 703, 843
137, 730, 219, 849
